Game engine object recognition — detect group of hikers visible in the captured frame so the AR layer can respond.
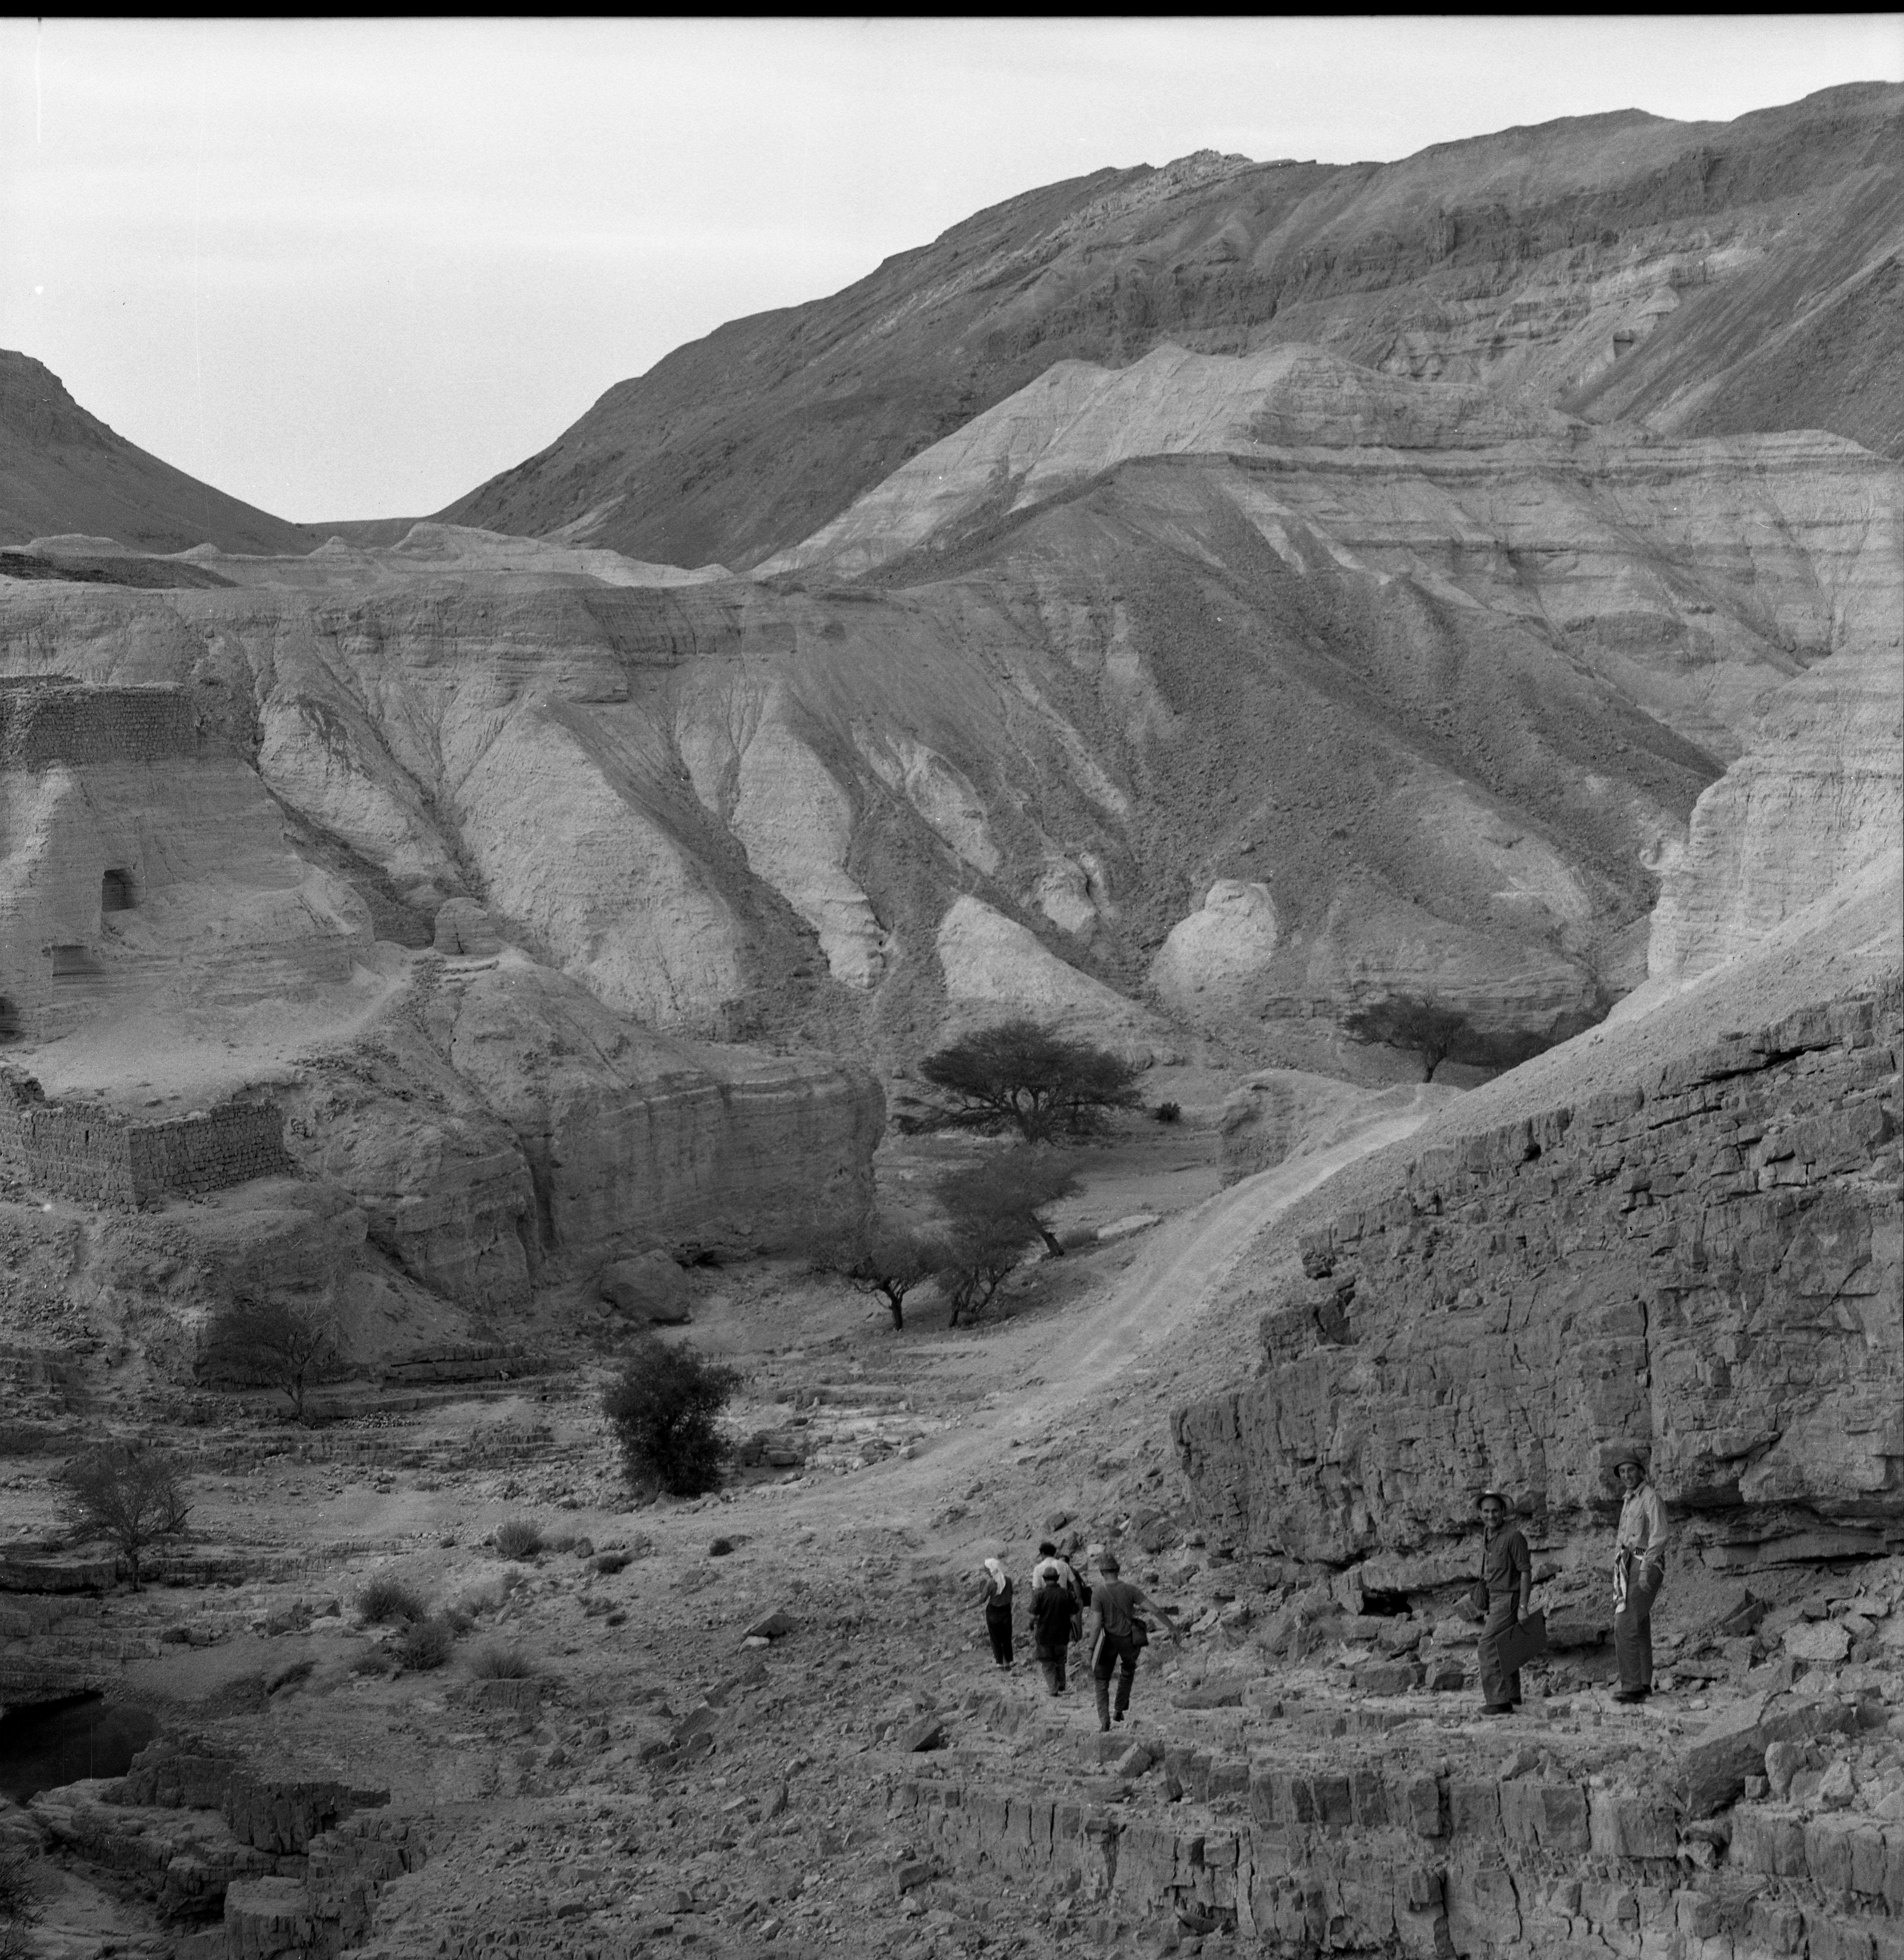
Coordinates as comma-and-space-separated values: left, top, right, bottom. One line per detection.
1476, 1444, 1669, 1711
977, 1449, 1669, 1726
976, 1541, 1182, 1731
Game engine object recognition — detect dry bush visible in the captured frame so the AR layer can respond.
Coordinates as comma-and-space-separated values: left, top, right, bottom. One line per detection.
493, 1518, 544, 1561
466, 1639, 535, 1680
449, 1580, 505, 1620
355, 1574, 427, 1625
395, 1616, 456, 1672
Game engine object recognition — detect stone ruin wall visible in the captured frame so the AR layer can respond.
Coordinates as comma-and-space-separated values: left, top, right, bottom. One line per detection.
0, 676, 198, 767
1174, 990, 1903, 1575
0, 1074, 292, 1208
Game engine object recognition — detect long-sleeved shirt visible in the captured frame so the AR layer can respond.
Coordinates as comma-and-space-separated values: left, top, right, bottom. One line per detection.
1616, 1483, 1669, 1559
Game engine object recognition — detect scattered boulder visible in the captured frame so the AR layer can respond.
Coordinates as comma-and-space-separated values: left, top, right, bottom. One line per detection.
743, 1609, 797, 1643
598, 1251, 693, 1324
899, 1716, 946, 1753
1783, 1620, 1851, 1664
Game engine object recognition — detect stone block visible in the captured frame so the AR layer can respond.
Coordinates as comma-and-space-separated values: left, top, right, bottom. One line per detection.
1848, 1820, 1891, 1898
224, 1875, 315, 1960
1730, 1807, 1807, 1878
1399, 1772, 1444, 1839
1448, 1779, 1499, 1839
1807, 1814, 1863, 1898
1352, 1660, 1420, 1696
1805, 1912, 1877, 1960
1787, 1620, 1853, 1664
1445, 1865, 1521, 1951
1588, 1788, 1675, 1860
1310, 1772, 1353, 1828
223, 1774, 381, 1856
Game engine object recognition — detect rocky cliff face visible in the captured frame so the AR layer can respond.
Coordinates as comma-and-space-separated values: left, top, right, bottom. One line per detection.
282, 953, 884, 1311
6, 378, 1893, 1071
433, 83, 1903, 568
1647, 641, 1904, 989
1174, 989, 1901, 1567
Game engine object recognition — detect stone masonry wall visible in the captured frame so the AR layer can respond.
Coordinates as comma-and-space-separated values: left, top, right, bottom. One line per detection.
0, 1072, 293, 1208
1174, 991, 1902, 1568
125, 1103, 294, 1200
0, 676, 196, 766
893, 1754, 1904, 1960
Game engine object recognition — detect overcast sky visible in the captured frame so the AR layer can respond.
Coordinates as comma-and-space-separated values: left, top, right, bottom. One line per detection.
4, 16, 1899, 524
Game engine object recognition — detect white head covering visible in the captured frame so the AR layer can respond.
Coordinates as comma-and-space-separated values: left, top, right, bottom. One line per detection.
983, 1556, 1007, 1592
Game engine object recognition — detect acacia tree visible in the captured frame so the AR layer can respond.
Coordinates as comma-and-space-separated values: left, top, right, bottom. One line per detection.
59, 1444, 191, 1591
197, 1296, 342, 1423
919, 1019, 1141, 1144
1343, 994, 1573, 1082
935, 1151, 1077, 1326
814, 1218, 948, 1331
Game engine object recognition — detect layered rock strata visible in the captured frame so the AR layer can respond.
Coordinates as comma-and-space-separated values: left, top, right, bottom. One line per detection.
891, 1730, 1904, 1960
1174, 990, 1901, 1565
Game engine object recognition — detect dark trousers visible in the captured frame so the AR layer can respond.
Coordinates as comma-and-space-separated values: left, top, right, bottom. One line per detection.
985, 1610, 1013, 1666
1036, 1646, 1067, 1695
1477, 1593, 1522, 1708
1615, 1554, 1664, 1691
1092, 1633, 1137, 1726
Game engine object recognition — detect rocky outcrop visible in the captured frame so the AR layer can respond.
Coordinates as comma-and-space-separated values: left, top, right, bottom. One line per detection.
1648, 639, 1904, 989
892, 1710, 1904, 1960
1174, 991, 1901, 1565
283, 953, 883, 1308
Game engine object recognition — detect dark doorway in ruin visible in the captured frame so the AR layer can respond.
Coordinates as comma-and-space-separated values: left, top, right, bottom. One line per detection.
50, 945, 100, 979
101, 868, 135, 912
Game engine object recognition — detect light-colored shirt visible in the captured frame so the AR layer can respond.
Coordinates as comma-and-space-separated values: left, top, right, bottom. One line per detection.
1616, 1483, 1669, 1558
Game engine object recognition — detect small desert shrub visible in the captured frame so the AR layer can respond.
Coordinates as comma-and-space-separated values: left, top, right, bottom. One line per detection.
395, 1615, 456, 1672
602, 1337, 739, 1497
450, 1580, 505, 1620
494, 1517, 544, 1561
543, 1530, 579, 1555
1153, 1100, 1181, 1123
355, 1574, 427, 1625
591, 1550, 632, 1576
466, 1639, 535, 1681
349, 1646, 395, 1677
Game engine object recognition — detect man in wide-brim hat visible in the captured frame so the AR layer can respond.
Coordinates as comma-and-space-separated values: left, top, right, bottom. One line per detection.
1610, 1445, 1669, 1703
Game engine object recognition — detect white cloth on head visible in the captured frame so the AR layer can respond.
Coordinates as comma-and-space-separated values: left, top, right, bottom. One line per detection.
983, 1557, 1008, 1597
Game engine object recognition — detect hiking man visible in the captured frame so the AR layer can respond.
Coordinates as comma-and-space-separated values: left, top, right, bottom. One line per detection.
1031, 1538, 1089, 1612
1611, 1447, 1668, 1703
1476, 1489, 1531, 1715
1029, 1557, 1080, 1695
1088, 1551, 1180, 1731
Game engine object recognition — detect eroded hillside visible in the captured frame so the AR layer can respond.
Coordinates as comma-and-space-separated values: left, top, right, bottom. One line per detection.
434, 82, 1903, 567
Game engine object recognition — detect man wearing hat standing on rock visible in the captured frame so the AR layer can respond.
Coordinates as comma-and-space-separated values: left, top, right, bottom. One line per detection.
1612, 1447, 1669, 1703
1476, 1490, 1531, 1715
